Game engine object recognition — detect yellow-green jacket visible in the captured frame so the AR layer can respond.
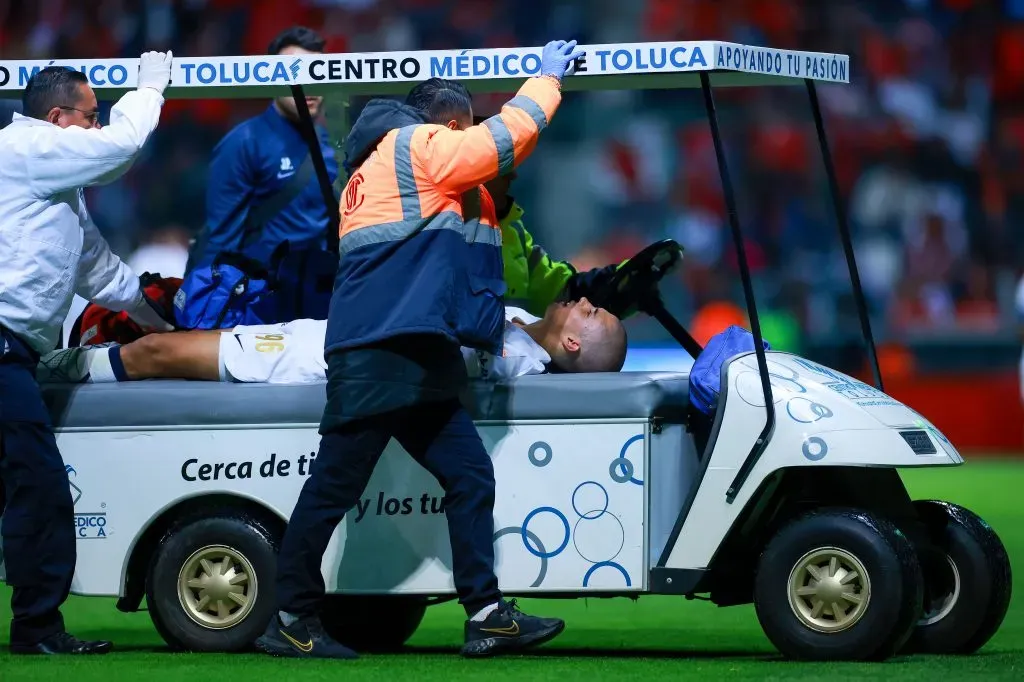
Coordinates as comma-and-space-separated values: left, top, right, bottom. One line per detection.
500, 202, 578, 317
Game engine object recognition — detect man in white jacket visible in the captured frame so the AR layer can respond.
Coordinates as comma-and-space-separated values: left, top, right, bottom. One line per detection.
0, 53, 174, 656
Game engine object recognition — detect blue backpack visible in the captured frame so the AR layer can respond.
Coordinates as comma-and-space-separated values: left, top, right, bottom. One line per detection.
689, 325, 771, 416
174, 243, 338, 329
177, 143, 340, 329
173, 252, 276, 329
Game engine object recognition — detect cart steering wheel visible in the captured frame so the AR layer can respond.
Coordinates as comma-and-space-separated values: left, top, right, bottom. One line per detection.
589, 238, 704, 359
590, 239, 684, 319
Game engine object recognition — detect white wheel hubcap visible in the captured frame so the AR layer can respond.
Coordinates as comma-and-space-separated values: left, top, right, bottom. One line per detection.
788, 547, 871, 633
177, 544, 257, 629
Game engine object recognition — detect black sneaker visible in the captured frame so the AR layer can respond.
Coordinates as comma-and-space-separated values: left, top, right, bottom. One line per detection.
10, 631, 112, 655
461, 598, 565, 657
254, 614, 358, 659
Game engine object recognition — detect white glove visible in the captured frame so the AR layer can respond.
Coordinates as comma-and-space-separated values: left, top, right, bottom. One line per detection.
125, 289, 175, 332
138, 51, 173, 95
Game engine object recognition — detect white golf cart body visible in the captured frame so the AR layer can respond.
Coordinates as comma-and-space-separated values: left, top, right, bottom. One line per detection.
23, 352, 959, 601
3, 40, 1003, 661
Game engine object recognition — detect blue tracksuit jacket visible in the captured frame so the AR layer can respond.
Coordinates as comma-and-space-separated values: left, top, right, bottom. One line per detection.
188, 104, 339, 270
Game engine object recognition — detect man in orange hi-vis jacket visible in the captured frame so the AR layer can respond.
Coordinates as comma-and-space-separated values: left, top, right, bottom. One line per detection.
255, 40, 587, 661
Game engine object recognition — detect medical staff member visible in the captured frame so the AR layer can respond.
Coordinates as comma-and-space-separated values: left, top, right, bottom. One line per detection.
255, 40, 586, 661
0, 55, 174, 655
185, 26, 339, 280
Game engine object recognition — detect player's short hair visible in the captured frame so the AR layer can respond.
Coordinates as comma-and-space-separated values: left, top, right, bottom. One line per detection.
555, 317, 628, 374
22, 67, 88, 120
268, 26, 326, 55
406, 78, 472, 126
578, 319, 628, 373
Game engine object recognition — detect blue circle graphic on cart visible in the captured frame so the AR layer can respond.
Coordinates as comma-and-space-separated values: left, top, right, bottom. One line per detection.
614, 435, 644, 486
571, 481, 608, 520
521, 507, 570, 558
583, 561, 632, 587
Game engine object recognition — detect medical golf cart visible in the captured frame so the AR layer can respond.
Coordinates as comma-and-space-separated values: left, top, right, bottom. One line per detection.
0, 40, 1011, 662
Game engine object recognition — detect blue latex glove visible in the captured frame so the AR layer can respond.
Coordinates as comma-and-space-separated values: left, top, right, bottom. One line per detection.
540, 39, 586, 81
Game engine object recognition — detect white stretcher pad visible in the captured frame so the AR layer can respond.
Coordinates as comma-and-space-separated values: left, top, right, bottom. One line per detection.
40, 371, 692, 429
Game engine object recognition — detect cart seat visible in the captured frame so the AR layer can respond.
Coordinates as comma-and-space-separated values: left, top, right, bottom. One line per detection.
40, 371, 692, 429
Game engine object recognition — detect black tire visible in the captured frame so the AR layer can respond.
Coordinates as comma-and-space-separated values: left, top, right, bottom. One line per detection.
146, 515, 280, 652
319, 594, 428, 651
904, 500, 1012, 655
754, 508, 923, 661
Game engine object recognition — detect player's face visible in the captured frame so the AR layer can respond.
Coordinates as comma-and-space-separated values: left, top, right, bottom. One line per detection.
545, 297, 616, 340
273, 45, 323, 120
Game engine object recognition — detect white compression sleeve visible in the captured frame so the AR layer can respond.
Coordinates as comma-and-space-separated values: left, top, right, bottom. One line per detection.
85, 346, 120, 382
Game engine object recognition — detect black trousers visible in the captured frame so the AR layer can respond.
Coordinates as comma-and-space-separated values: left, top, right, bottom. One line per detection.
275, 396, 502, 619
0, 326, 76, 646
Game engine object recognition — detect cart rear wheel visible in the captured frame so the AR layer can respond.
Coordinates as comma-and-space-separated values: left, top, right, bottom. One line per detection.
754, 508, 923, 661
146, 515, 279, 652
319, 595, 427, 651
904, 500, 1012, 655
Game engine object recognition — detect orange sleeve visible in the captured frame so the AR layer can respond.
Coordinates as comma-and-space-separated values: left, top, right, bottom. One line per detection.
415, 75, 562, 196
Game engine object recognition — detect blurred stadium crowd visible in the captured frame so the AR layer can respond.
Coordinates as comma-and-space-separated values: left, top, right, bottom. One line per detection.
0, 0, 1021, 366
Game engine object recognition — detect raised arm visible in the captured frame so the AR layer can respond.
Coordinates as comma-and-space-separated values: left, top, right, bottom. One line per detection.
28, 52, 172, 197
415, 40, 585, 196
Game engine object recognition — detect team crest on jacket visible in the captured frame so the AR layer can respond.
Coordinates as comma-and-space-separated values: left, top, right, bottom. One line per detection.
343, 172, 365, 217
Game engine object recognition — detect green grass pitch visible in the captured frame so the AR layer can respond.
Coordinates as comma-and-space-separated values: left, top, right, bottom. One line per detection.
1, 459, 1021, 681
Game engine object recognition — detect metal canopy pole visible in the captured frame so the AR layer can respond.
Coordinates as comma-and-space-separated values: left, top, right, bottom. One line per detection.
805, 79, 884, 391
698, 72, 775, 504
290, 84, 341, 254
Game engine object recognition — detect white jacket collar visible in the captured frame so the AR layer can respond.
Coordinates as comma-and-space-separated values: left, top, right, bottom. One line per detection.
9, 111, 52, 127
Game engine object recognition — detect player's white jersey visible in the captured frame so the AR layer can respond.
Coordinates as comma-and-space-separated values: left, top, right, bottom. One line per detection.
219, 307, 550, 385
461, 307, 551, 382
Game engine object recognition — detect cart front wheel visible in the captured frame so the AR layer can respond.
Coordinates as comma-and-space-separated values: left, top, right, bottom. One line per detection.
904, 500, 1012, 655
754, 508, 923, 661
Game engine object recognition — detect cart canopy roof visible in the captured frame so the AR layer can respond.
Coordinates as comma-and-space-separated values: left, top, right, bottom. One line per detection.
0, 40, 849, 99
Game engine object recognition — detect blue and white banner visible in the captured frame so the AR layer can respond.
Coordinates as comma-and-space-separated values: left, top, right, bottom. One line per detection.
0, 40, 849, 97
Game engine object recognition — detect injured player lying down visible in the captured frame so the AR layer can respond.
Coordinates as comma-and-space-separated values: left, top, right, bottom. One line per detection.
38, 298, 627, 385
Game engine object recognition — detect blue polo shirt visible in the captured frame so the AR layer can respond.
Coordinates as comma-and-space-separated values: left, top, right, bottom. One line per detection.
189, 104, 339, 269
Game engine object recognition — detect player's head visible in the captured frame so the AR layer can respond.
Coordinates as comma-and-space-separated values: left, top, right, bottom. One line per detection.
406, 78, 473, 130
23, 67, 98, 129
540, 298, 627, 373
474, 114, 517, 214
269, 26, 326, 120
